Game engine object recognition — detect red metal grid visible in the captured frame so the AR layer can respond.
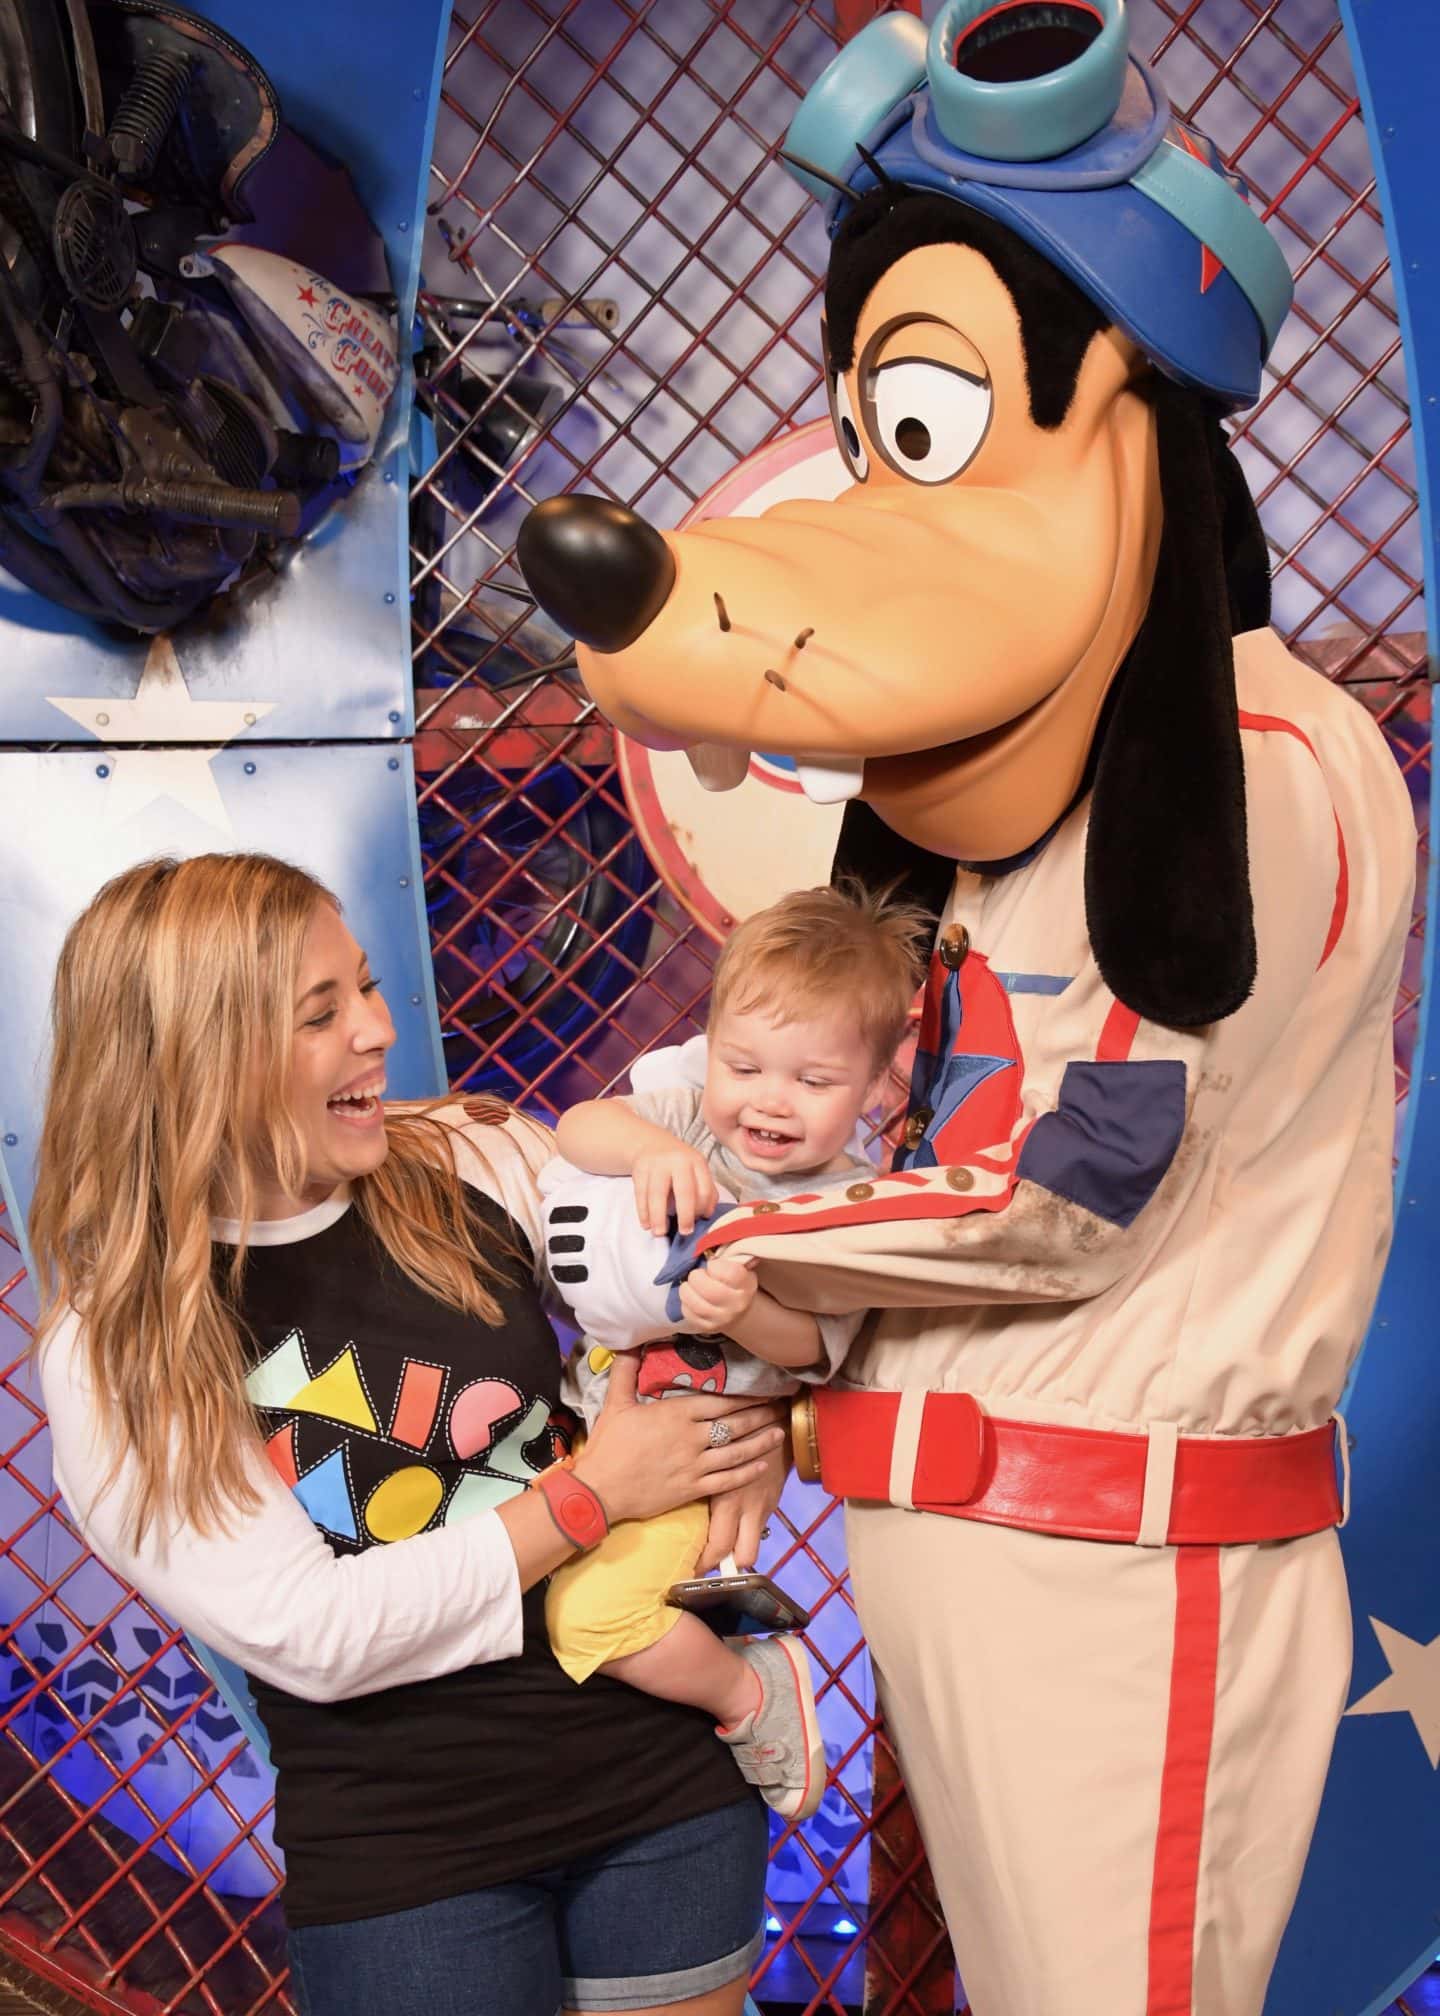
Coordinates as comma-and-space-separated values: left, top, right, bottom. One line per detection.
0, 2, 1429, 2011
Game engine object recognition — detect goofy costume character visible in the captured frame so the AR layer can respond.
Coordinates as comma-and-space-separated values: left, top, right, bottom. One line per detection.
518, 5, 1416, 2011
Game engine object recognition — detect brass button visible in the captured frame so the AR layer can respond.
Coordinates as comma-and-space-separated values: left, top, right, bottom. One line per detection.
751, 1200, 782, 1215
903, 1107, 934, 1148
846, 1181, 874, 1202
946, 1166, 975, 1192
938, 923, 970, 971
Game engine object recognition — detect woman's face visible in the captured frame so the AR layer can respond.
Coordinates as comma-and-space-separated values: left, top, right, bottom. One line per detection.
272, 900, 397, 1210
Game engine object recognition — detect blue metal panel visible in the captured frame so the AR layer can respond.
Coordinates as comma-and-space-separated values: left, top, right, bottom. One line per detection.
0, 0, 455, 1911
192, 0, 444, 324
0, 744, 446, 1253
1266, 5, 1440, 2011
0, 465, 414, 741
175, 0, 450, 732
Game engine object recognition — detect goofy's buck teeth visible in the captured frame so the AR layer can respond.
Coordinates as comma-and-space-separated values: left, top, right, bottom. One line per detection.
684, 743, 751, 792
795, 757, 864, 805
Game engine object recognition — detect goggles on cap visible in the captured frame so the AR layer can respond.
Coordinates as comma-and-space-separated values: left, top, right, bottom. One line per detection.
783, 1, 1293, 410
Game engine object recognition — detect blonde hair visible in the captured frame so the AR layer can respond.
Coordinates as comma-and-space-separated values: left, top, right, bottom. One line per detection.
709, 879, 932, 1073
29, 853, 534, 1547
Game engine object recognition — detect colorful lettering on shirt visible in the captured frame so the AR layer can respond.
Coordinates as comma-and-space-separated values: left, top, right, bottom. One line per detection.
250, 1325, 553, 1541
448, 1376, 526, 1459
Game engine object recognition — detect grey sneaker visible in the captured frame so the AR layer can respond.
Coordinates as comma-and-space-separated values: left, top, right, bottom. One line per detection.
717, 1635, 825, 1821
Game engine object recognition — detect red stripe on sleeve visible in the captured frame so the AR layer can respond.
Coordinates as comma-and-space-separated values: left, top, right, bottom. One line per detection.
1237, 710, 1348, 967
1322, 814, 1349, 966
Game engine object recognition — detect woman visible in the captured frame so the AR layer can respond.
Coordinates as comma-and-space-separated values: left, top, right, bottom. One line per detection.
31, 853, 789, 2016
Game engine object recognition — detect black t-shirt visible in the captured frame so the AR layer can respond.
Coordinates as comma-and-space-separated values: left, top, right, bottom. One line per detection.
229, 1185, 749, 1927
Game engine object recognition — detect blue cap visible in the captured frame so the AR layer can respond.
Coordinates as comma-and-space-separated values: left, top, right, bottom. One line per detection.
783, 2, 1293, 412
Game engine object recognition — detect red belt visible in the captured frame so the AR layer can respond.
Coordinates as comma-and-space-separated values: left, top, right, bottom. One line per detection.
792, 1389, 1342, 1546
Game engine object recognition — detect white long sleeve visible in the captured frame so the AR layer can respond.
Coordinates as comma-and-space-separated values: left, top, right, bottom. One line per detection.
35, 1104, 567, 1705
40, 1308, 524, 1703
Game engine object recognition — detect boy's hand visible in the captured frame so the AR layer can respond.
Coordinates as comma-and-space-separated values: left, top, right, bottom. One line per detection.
632, 1142, 718, 1236
678, 1252, 759, 1332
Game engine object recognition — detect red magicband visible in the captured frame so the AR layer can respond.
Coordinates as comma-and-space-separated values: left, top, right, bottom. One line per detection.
535, 1467, 610, 1551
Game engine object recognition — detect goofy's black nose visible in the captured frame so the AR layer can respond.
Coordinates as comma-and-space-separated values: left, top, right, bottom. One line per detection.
517, 496, 676, 652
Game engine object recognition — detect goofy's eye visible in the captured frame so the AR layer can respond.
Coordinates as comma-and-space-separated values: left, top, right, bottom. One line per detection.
869, 358, 992, 486
829, 372, 869, 483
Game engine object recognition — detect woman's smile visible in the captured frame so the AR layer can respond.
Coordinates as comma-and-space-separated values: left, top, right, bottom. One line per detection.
326, 1068, 388, 1130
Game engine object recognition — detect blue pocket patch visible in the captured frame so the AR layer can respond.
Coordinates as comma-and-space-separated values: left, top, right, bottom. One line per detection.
1016, 1061, 1186, 1229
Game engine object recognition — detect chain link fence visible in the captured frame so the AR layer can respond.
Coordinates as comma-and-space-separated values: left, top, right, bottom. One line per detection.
0, 1, 1427, 2009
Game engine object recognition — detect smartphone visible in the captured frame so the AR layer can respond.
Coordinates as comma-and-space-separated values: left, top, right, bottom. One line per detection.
665, 1569, 811, 1638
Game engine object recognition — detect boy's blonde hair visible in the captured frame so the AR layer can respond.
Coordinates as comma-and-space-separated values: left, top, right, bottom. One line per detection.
709, 879, 933, 1074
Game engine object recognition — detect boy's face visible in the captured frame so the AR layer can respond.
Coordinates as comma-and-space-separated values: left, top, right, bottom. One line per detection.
702, 999, 880, 1178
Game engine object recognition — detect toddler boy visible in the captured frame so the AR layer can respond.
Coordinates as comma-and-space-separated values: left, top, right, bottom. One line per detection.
542, 882, 929, 1819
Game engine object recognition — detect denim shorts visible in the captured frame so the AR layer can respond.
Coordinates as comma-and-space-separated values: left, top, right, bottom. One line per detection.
286, 1798, 768, 2015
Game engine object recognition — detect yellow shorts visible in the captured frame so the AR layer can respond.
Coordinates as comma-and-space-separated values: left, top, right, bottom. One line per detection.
545, 1499, 708, 1684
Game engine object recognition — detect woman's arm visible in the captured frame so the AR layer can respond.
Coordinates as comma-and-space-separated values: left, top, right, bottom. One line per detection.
42, 1311, 529, 1705
41, 1318, 784, 1707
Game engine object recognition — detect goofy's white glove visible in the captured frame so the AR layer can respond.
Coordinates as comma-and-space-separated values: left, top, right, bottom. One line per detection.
537, 1155, 740, 1357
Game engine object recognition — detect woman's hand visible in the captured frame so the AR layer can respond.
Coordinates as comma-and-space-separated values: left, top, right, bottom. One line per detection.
573, 1354, 784, 1523
677, 1253, 758, 1333
631, 1142, 718, 1236
697, 1431, 790, 1573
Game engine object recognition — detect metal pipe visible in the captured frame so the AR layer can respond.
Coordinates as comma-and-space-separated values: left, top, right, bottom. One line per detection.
49, 475, 301, 536
422, 293, 619, 332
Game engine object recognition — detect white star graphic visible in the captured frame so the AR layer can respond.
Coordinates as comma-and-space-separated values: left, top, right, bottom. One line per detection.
46, 634, 274, 837
1345, 1617, 1440, 1767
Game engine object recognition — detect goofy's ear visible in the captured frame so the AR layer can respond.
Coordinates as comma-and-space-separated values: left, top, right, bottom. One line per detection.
1214, 419, 1271, 634
1084, 381, 1257, 1029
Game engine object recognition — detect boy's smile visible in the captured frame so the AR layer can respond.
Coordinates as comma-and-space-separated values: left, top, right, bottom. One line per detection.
702, 1001, 881, 1179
